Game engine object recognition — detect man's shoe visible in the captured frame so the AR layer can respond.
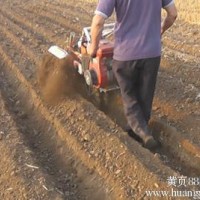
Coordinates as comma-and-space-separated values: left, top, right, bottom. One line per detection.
127, 129, 143, 143
124, 125, 143, 143
143, 135, 159, 150
124, 125, 159, 150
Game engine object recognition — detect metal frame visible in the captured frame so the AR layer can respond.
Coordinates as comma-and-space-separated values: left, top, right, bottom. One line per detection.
83, 23, 115, 43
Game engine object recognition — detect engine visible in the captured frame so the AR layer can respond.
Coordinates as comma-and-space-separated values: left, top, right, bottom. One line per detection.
72, 23, 118, 92
84, 40, 116, 90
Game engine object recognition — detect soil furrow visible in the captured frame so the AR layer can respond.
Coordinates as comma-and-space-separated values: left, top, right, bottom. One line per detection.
0, 7, 60, 45
0, 31, 36, 86
0, 45, 128, 199
165, 20, 200, 43
0, 63, 112, 200
0, 2, 198, 181
0, 89, 63, 199
18, 6, 81, 34
45, 0, 96, 16
162, 49, 200, 70
23, 2, 92, 27
0, 12, 49, 56
0, 26, 37, 64
163, 36, 200, 58
46, 1, 92, 19
0, 41, 192, 199
0, 47, 115, 200
1, 13, 199, 179
3, 3, 198, 122
98, 92, 200, 176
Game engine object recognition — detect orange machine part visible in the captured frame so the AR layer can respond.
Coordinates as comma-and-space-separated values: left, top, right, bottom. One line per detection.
89, 41, 113, 88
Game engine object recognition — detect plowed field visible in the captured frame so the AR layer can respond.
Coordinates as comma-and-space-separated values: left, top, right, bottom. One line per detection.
0, 0, 199, 199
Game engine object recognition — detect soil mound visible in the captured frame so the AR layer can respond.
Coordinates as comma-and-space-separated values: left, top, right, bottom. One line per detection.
37, 52, 83, 104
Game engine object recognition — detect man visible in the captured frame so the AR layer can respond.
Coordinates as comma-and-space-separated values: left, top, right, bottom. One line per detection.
87, 0, 177, 149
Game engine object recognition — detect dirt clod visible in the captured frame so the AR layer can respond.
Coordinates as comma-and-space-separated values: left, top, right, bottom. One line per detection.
37, 52, 83, 104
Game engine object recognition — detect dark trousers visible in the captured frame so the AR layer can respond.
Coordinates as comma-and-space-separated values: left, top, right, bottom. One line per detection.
112, 57, 160, 137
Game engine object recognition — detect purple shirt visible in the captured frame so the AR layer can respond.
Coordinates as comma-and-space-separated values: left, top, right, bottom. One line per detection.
95, 0, 173, 61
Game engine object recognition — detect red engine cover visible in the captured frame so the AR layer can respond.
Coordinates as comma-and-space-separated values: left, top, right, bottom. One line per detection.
89, 40, 114, 88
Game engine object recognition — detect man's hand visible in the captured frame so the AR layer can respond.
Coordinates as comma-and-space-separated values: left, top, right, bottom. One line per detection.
87, 43, 98, 58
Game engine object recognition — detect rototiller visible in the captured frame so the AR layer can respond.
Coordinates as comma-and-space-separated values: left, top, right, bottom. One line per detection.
48, 23, 119, 94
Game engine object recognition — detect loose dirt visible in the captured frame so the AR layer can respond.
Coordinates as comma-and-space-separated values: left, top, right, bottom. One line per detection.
37, 53, 83, 104
0, 82, 63, 200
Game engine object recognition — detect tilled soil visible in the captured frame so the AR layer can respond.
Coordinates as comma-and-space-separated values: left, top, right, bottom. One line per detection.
0, 84, 63, 199
0, 0, 199, 199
